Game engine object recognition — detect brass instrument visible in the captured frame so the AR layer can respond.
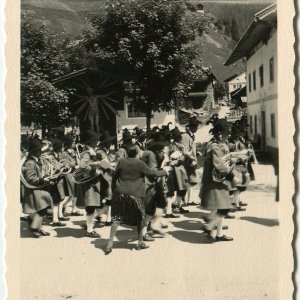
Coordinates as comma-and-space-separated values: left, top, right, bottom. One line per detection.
40, 154, 72, 177
20, 155, 54, 189
72, 147, 115, 184
212, 150, 251, 184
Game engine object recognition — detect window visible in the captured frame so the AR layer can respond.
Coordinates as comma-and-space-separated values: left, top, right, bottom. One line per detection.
249, 116, 253, 134
259, 65, 264, 87
253, 70, 256, 91
271, 113, 276, 138
254, 115, 257, 135
248, 73, 252, 92
233, 84, 236, 89
126, 99, 145, 118
269, 57, 274, 83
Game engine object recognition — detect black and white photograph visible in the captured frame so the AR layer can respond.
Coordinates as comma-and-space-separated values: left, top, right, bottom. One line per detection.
3, 0, 297, 299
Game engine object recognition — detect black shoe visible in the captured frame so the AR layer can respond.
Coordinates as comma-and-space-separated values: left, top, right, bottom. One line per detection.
143, 233, 155, 242
39, 229, 50, 236
95, 216, 101, 223
104, 247, 113, 255
187, 202, 198, 206
70, 211, 84, 216
136, 242, 150, 250
224, 213, 235, 219
161, 224, 168, 229
86, 231, 100, 238
29, 228, 41, 238
164, 213, 180, 219
216, 235, 233, 242
235, 206, 246, 212
59, 216, 70, 221
52, 221, 66, 227
179, 207, 189, 213
105, 221, 113, 226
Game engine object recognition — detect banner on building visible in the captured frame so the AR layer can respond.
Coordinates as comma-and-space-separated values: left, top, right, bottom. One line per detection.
226, 108, 247, 122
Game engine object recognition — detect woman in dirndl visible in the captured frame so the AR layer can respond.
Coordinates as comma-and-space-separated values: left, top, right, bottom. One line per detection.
200, 119, 238, 242
22, 137, 53, 237
105, 145, 168, 254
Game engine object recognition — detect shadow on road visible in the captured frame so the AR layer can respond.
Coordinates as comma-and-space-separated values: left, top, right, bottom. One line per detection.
72, 220, 104, 228
240, 216, 279, 227
168, 230, 212, 244
20, 222, 35, 238
91, 239, 136, 253
54, 227, 87, 238
180, 211, 210, 219
172, 220, 204, 231
116, 229, 137, 242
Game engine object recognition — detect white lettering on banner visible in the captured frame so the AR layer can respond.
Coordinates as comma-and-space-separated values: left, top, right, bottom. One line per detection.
226, 109, 247, 121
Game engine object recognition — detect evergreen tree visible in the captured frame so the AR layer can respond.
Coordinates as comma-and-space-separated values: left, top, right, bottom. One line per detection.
231, 18, 240, 42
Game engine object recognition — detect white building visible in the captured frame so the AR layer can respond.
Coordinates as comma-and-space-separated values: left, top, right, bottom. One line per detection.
224, 72, 246, 100
225, 3, 277, 156
116, 96, 175, 132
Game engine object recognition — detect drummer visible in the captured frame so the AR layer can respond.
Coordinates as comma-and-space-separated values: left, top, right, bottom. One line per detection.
96, 131, 117, 226
78, 130, 114, 237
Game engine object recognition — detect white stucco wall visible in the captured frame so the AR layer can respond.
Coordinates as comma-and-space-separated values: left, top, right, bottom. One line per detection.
228, 72, 247, 96
116, 98, 175, 131
246, 28, 277, 151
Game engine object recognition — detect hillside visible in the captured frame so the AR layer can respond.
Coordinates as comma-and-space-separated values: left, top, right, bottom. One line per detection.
22, 0, 253, 80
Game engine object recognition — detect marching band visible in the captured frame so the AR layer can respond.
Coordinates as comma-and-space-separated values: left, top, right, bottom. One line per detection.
20, 115, 257, 252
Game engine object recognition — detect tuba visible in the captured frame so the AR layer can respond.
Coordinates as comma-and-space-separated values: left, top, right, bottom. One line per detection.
20, 156, 53, 189
40, 154, 73, 177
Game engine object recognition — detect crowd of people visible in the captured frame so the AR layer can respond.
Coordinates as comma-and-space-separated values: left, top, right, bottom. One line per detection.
20, 114, 257, 254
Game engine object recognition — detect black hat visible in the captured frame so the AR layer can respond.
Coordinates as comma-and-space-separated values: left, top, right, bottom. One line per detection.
147, 139, 169, 148
210, 118, 231, 135
171, 127, 182, 139
189, 116, 201, 126
28, 138, 43, 154
51, 138, 64, 152
122, 130, 132, 141
80, 130, 99, 146
135, 128, 145, 137
99, 131, 115, 144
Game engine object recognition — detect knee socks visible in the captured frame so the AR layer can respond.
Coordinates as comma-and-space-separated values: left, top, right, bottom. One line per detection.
86, 212, 95, 233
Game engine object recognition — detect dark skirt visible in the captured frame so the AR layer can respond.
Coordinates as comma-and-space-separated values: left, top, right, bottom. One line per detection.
144, 181, 167, 216
62, 174, 76, 197
111, 193, 146, 229
165, 167, 188, 197
23, 187, 53, 214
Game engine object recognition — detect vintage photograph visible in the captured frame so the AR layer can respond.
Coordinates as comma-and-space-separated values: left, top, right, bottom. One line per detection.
18, 0, 283, 299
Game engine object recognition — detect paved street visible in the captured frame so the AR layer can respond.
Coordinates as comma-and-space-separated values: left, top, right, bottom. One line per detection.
20, 164, 279, 300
